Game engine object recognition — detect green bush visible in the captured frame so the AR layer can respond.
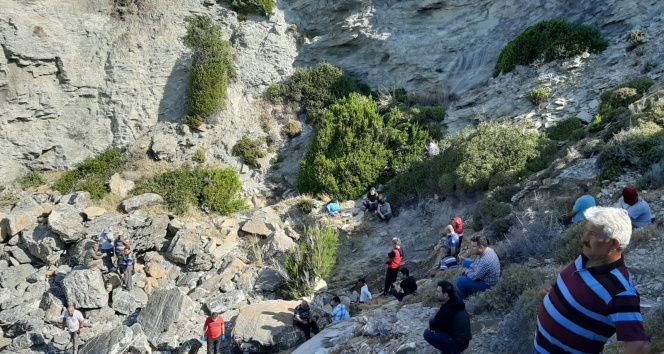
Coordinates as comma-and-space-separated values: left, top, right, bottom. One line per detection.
500, 288, 542, 353
487, 170, 518, 190
297, 198, 316, 214
628, 29, 646, 50
233, 136, 267, 168
53, 149, 123, 199
183, 15, 235, 127
267, 62, 371, 125
424, 122, 443, 140
282, 120, 303, 138
490, 185, 520, 204
599, 121, 664, 180
494, 19, 608, 76
133, 167, 246, 215
225, 0, 274, 16
528, 87, 552, 106
438, 173, 456, 194
546, 117, 586, 142
283, 226, 339, 298
193, 149, 206, 163
298, 93, 428, 200
18, 171, 45, 189
588, 102, 614, 132
490, 217, 512, 237
524, 138, 558, 174
476, 197, 512, 219
555, 222, 585, 264
602, 87, 639, 108
409, 105, 446, 122
470, 265, 544, 314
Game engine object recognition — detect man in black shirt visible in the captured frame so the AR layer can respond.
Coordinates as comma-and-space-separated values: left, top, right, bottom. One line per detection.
389, 267, 417, 301
362, 187, 380, 211
292, 298, 319, 340
424, 281, 472, 353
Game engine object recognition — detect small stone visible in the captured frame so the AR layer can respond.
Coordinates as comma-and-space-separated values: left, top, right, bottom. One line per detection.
637, 249, 647, 256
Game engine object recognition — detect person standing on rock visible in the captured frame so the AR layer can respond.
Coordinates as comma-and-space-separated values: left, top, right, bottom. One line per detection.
423, 281, 471, 353
98, 228, 115, 271
62, 305, 85, 354
115, 233, 130, 267
83, 243, 106, 271
122, 247, 134, 290
293, 298, 319, 340
456, 235, 500, 300
534, 206, 650, 354
202, 312, 225, 354
382, 237, 403, 296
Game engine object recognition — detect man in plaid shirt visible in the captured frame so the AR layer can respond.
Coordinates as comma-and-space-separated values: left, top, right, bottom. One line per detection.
456, 235, 500, 300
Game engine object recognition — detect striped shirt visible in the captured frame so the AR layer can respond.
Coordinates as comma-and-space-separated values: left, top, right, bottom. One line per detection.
465, 247, 500, 286
123, 253, 134, 267
535, 255, 648, 354
439, 256, 459, 271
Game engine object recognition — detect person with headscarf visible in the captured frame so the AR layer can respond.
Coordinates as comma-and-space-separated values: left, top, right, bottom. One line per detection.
617, 187, 653, 228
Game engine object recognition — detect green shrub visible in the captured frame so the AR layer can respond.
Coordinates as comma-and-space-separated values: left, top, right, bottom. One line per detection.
282, 120, 303, 138
18, 171, 45, 189
297, 198, 316, 214
476, 197, 512, 219
528, 87, 552, 106
267, 63, 371, 125
490, 217, 512, 237
546, 117, 586, 142
193, 149, 206, 163
53, 149, 123, 199
638, 159, 664, 189
588, 102, 614, 132
283, 226, 339, 298
601, 87, 639, 108
409, 106, 446, 122
645, 304, 664, 352
298, 93, 428, 200
491, 185, 520, 204
555, 222, 585, 264
424, 122, 443, 140
470, 265, 544, 314
599, 121, 664, 180
500, 288, 542, 353
524, 138, 558, 174
183, 15, 234, 127
225, 0, 274, 16
438, 173, 456, 194
628, 29, 646, 50
133, 167, 246, 215
494, 19, 608, 76
622, 76, 655, 94
233, 136, 267, 168
487, 170, 518, 190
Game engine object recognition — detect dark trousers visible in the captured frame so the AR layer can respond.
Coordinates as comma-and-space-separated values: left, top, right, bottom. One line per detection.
207, 336, 222, 354
293, 320, 319, 340
389, 288, 407, 302
363, 201, 378, 210
377, 212, 392, 222
384, 268, 399, 295
423, 329, 465, 353
124, 265, 133, 290
101, 249, 114, 270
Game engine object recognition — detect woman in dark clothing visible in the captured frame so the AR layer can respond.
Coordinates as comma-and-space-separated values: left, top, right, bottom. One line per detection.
424, 281, 472, 353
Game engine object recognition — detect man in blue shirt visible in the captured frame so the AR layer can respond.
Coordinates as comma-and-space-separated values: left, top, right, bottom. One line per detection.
376, 199, 392, 223
561, 183, 596, 226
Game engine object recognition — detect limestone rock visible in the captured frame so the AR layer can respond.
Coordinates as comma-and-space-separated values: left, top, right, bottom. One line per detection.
137, 288, 198, 349
83, 206, 106, 219
21, 223, 64, 264
261, 229, 296, 255
80, 323, 151, 354
111, 287, 148, 315
8, 245, 34, 264
5, 198, 43, 236
40, 202, 53, 216
145, 263, 166, 279
234, 300, 304, 353
48, 203, 85, 243
241, 207, 283, 236
150, 132, 179, 162
123, 193, 164, 213
0, 264, 36, 290
68, 239, 96, 267
60, 191, 92, 210
8, 332, 45, 350
165, 229, 205, 265
255, 267, 284, 292
0, 213, 8, 242
124, 212, 169, 252
109, 173, 135, 198
62, 269, 108, 309
204, 290, 246, 314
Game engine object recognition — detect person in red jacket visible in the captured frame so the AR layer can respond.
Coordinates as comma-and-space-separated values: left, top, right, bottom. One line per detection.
202, 312, 225, 354
382, 237, 403, 296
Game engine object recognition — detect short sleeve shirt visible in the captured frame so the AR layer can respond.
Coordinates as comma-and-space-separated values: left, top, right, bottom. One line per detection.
100, 232, 115, 250
64, 310, 85, 332
447, 233, 460, 255
572, 195, 596, 223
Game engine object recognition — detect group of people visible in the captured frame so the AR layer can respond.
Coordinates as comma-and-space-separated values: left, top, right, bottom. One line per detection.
362, 187, 393, 222
83, 228, 135, 290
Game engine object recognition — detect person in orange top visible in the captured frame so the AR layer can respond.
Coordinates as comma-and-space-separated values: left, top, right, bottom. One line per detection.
202, 312, 225, 354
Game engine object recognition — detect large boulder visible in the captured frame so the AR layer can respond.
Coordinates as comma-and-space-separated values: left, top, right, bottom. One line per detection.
241, 207, 283, 236
111, 287, 148, 315
125, 212, 170, 252
60, 191, 92, 210
165, 229, 205, 265
204, 290, 246, 314
123, 193, 164, 213
109, 173, 135, 198
261, 229, 296, 255
255, 267, 284, 292
0, 264, 36, 289
83, 206, 106, 220
21, 223, 65, 264
80, 323, 150, 354
61, 269, 108, 309
0, 212, 8, 242
48, 203, 86, 243
234, 300, 305, 353
137, 288, 200, 349
4, 198, 43, 236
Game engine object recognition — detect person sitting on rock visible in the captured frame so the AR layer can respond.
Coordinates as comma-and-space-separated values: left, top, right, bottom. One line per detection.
423, 281, 472, 353
617, 187, 653, 228
389, 267, 417, 302
444, 225, 460, 259
428, 245, 459, 278
83, 243, 106, 271
98, 228, 115, 271
330, 296, 351, 323
293, 298, 319, 340
326, 199, 341, 217
122, 247, 134, 291
560, 183, 596, 226
114, 233, 131, 267
357, 278, 372, 303
62, 305, 85, 354
456, 236, 501, 300
376, 199, 393, 222
362, 187, 380, 211
382, 237, 403, 296
202, 311, 225, 354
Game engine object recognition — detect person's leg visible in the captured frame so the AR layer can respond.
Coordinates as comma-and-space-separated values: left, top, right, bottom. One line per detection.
207, 337, 215, 354
384, 268, 398, 295
461, 259, 474, 269
363, 201, 370, 209
384, 214, 392, 223
72, 331, 80, 354
125, 265, 133, 290
423, 330, 462, 352
310, 321, 319, 335
214, 337, 223, 354
457, 276, 490, 300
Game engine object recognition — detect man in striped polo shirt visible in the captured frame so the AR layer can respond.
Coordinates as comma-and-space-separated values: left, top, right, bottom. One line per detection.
535, 206, 650, 354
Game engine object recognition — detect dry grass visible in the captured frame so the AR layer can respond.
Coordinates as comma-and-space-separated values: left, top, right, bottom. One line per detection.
90, 193, 125, 214
121, 157, 174, 184
627, 221, 663, 251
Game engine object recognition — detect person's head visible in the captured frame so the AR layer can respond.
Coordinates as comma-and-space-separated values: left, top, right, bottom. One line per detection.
392, 237, 401, 249
399, 267, 410, 278
379, 198, 386, 205
331, 296, 341, 306
435, 281, 456, 302
578, 183, 590, 195
357, 278, 366, 286
444, 224, 454, 235
119, 233, 126, 241
67, 305, 75, 316
124, 247, 131, 255
622, 187, 639, 206
103, 228, 110, 235
92, 243, 99, 251
470, 235, 489, 255
300, 297, 310, 308
370, 187, 376, 195
438, 245, 450, 257
582, 207, 632, 262
211, 311, 219, 319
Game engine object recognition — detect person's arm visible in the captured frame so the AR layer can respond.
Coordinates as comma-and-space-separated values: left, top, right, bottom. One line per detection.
623, 341, 650, 354
465, 257, 486, 280
62, 317, 66, 331
385, 205, 392, 215
222, 322, 225, 337
79, 319, 84, 333
203, 319, 208, 336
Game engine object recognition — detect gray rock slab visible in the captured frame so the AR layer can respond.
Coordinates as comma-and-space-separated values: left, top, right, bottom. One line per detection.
48, 203, 85, 243
79, 323, 151, 354
5, 198, 42, 236
204, 290, 246, 314
122, 193, 164, 213
111, 287, 148, 315
21, 223, 64, 264
62, 269, 108, 309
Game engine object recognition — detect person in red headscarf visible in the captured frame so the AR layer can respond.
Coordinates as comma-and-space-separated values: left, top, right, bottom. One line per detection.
617, 187, 653, 228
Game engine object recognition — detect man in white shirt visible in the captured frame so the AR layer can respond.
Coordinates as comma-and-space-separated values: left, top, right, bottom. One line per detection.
98, 228, 115, 271
357, 278, 372, 303
62, 306, 85, 354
